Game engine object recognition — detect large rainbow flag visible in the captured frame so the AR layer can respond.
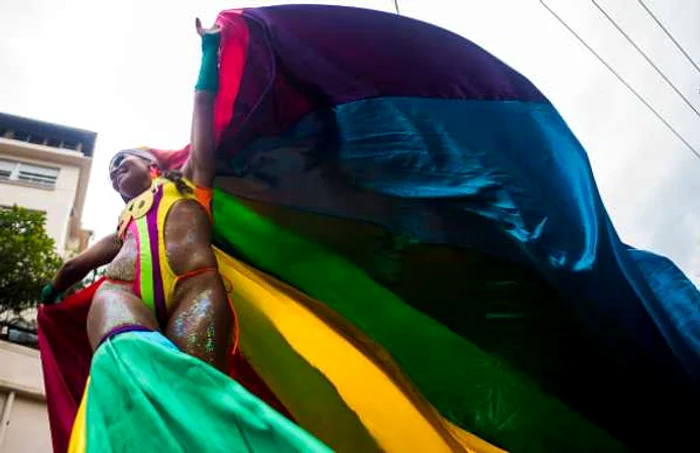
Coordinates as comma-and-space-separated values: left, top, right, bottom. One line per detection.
39, 5, 700, 452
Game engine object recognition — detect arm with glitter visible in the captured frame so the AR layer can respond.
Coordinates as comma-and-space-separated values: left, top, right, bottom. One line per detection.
41, 233, 121, 304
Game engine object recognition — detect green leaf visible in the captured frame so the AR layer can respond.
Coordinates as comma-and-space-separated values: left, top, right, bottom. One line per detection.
0, 205, 63, 316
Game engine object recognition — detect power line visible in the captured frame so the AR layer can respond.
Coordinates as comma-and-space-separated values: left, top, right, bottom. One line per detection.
592, 0, 700, 121
539, 1, 700, 161
638, 0, 700, 76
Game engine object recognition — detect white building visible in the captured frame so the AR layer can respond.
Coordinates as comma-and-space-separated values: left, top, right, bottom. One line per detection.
0, 112, 96, 453
0, 341, 51, 453
0, 112, 95, 256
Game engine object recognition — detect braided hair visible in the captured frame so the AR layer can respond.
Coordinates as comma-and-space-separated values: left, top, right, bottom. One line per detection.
161, 169, 193, 196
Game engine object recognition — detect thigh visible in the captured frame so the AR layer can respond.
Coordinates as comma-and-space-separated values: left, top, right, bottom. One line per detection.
88, 281, 160, 350
165, 272, 232, 371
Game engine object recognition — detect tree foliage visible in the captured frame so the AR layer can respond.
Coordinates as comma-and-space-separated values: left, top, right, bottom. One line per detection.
0, 205, 63, 317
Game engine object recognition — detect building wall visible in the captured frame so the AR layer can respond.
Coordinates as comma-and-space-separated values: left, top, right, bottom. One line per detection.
0, 152, 80, 253
0, 341, 51, 453
0, 135, 92, 257
0, 120, 94, 452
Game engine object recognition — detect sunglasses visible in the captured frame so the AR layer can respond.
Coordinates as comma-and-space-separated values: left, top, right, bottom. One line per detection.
109, 155, 126, 177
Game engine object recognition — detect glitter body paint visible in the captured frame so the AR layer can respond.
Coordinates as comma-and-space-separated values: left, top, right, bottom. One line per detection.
105, 234, 137, 281
88, 281, 160, 348
169, 290, 218, 365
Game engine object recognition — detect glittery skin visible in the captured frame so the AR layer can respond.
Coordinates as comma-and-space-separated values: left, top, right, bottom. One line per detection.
163, 200, 232, 370
105, 234, 137, 281
88, 193, 232, 371
170, 290, 216, 363
88, 281, 160, 349
166, 274, 231, 370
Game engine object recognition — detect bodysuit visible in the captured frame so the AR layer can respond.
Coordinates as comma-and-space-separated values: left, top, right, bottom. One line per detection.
113, 176, 214, 327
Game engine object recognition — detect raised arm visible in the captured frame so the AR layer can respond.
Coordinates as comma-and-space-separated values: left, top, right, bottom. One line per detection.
41, 233, 121, 304
182, 18, 221, 188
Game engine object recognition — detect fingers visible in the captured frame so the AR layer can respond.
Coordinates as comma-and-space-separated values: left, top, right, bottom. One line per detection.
196, 17, 220, 36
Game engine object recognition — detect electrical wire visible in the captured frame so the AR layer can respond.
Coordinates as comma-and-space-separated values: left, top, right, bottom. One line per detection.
592, 0, 700, 120
539, 0, 700, 161
638, 0, 700, 76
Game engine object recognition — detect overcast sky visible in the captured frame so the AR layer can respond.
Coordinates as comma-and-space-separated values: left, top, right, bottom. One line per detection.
1, 0, 699, 282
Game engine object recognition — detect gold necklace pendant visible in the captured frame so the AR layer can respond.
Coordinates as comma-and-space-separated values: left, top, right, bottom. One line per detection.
116, 181, 161, 239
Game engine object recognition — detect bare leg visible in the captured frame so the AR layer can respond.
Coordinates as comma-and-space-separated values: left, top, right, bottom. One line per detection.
87, 281, 160, 350
166, 272, 232, 371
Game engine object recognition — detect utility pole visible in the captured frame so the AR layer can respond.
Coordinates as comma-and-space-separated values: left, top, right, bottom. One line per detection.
394, 0, 400, 15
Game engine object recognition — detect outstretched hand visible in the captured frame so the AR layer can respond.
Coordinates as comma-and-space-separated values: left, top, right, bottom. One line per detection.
195, 18, 220, 37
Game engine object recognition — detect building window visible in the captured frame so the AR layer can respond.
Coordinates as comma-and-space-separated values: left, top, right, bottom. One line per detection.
1, 128, 83, 152
0, 159, 13, 179
47, 137, 61, 148
0, 159, 59, 188
28, 134, 46, 145
12, 130, 29, 141
61, 140, 79, 151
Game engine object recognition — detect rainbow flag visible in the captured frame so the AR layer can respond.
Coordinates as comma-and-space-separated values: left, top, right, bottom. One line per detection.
39, 5, 700, 452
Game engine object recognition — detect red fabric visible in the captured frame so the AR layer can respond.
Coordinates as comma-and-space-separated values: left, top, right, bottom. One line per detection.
38, 280, 100, 453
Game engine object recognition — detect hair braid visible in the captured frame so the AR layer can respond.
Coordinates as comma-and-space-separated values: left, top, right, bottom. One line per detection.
161, 170, 193, 195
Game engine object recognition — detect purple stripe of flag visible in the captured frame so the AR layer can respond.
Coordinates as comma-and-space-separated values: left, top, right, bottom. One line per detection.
146, 188, 168, 328
242, 5, 547, 104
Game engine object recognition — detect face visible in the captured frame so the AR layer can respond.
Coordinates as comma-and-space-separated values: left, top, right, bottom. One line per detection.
109, 154, 153, 200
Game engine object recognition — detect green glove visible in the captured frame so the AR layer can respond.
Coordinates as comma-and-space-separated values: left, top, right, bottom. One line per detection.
40, 282, 59, 305
195, 33, 221, 92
